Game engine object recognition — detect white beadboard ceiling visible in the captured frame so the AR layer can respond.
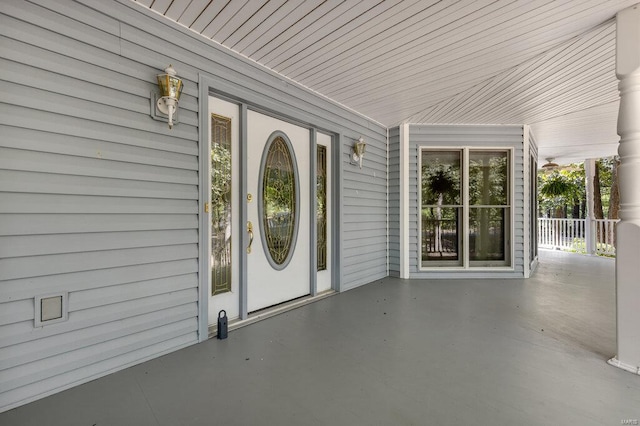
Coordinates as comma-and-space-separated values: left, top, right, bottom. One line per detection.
134, 0, 638, 164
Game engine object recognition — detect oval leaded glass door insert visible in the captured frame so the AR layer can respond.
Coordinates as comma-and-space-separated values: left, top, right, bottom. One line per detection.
258, 132, 299, 269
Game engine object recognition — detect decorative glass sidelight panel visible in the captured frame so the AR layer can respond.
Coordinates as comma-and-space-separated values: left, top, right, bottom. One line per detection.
211, 114, 232, 296
262, 136, 297, 267
317, 145, 327, 271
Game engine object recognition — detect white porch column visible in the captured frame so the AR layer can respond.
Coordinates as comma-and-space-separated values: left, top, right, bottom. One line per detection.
608, 4, 640, 375
584, 158, 596, 255
399, 123, 410, 279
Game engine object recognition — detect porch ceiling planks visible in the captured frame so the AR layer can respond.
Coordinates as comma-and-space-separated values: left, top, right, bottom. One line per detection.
138, 0, 638, 163
530, 103, 620, 163
405, 21, 617, 123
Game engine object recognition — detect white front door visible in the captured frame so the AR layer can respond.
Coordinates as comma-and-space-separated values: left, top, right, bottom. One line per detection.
246, 110, 310, 312
206, 101, 316, 323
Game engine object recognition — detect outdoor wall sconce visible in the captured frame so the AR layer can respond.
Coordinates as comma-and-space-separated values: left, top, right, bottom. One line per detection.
152, 64, 183, 129
351, 136, 366, 169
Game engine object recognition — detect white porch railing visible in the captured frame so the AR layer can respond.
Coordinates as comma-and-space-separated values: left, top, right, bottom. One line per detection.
538, 218, 619, 256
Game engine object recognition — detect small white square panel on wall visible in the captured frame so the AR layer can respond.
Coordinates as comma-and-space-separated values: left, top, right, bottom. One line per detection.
34, 293, 68, 327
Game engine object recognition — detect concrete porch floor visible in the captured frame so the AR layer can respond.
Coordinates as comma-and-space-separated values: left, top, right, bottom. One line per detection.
2, 250, 639, 425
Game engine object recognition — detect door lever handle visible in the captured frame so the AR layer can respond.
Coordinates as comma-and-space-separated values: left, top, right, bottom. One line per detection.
247, 221, 254, 254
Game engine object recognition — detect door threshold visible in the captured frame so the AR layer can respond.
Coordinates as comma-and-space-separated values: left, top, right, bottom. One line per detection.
207, 290, 335, 339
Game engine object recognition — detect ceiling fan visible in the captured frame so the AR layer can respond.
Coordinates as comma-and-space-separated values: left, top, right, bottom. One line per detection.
541, 157, 559, 170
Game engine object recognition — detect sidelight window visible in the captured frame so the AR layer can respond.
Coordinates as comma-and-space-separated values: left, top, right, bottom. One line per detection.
317, 145, 327, 271
211, 114, 233, 295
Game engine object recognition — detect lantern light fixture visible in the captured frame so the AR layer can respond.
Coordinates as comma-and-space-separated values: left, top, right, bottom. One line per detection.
154, 64, 183, 129
351, 137, 366, 169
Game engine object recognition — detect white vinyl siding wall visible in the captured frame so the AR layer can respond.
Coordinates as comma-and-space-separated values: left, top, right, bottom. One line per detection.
408, 124, 526, 279
0, 0, 386, 412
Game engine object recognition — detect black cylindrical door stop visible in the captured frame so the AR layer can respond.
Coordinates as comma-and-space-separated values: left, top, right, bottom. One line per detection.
217, 310, 228, 340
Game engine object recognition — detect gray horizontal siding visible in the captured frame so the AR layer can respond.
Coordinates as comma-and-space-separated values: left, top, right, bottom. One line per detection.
0, 304, 197, 371
0, 214, 197, 235
3, 326, 197, 404
341, 135, 387, 289
0, 0, 201, 400
408, 124, 525, 279
1, 126, 198, 170
0, 194, 197, 214
0, 260, 198, 321
0, 170, 198, 199
0, 245, 197, 281
388, 126, 401, 277
0, 147, 197, 184
0, 0, 387, 411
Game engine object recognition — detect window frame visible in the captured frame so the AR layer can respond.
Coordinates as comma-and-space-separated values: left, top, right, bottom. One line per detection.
418, 146, 515, 271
